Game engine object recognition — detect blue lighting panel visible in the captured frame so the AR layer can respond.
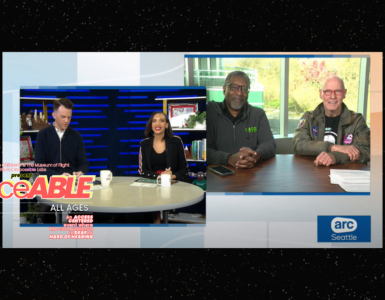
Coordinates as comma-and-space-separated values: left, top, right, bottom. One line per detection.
117, 104, 129, 107
74, 110, 103, 113
117, 165, 140, 168
120, 140, 129, 142
173, 132, 190, 135
67, 96, 108, 99
189, 164, 197, 166
23, 95, 57, 98
129, 89, 180, 92
119, 152, 139, 155
89, 166, 108, 169
119, 90, 129, 92
128, 127, 146, 130
125, 171, 139, 174
74, 128, 109, 130
21, 104, 109, 107
128, 104, 162, 107
125, 109, 156, 112
24, 89, 67, 92
81, 134, 101, 137
74, 105, 109, 107
129, 96, 147, 99
118, 96, 129, 99
87, 172, 100, 175
128, 121, 146, 124
36, 110, 102, 113
129, 145, 140, 147
88, 159, 108, 161
135, 115, 151, 118
86, 153, 91, 156
128, 139, 142, 142
22, 104, 111, 108
70, 122, 79, 125
83, 140, 93, 143
67, 90, 90, 92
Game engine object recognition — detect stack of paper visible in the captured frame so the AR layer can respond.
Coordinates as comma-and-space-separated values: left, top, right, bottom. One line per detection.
90, 185, 111, 191
130, 182, 157, 188
329, 170, 370, 192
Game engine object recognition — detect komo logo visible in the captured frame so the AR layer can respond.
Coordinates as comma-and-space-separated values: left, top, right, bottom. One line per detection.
331, 217, 358, 233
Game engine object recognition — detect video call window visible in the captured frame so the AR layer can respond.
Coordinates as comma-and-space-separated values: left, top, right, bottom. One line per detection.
186, 56, 371, 135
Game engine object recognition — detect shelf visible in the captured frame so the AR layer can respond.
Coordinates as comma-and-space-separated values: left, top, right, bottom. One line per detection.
22, 130, 39, 133
20, 160, 35, 165
20, 97, 59, 101
155, 96, 206, 101
187, 159, 206, 162
20, 97, 57, 124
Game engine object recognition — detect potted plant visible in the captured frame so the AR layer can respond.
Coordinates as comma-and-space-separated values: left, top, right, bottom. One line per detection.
184, 111, 206, 129
20, 214, 28, 224
21, 201, 40, 224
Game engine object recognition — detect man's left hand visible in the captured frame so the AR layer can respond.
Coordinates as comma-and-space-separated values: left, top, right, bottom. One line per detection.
236, 147, 261, 169
314, 152, 336, 166
331, 144, 360, 161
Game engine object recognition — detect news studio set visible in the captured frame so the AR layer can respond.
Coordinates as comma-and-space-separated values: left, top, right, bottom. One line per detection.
16, 86, 207, 227
1, 52, 383, 297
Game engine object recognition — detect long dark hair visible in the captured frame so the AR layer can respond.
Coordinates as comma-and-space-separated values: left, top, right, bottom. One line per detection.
144, 111, 173, 140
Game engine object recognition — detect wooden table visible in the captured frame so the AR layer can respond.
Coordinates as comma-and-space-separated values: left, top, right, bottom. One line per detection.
207, 154, 370, 193
43, 177, 204, 223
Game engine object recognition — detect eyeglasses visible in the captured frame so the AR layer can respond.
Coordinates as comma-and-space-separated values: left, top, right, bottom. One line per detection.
322, 90, 344, 96
226, 83, 250, 94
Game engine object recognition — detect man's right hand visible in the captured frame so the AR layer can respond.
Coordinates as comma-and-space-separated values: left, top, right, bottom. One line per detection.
227, 147, 260, 169
331, 144, 360, 161
62, 173, 71, 177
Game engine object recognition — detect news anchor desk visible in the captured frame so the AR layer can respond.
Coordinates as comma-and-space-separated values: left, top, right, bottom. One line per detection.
207, 154, 370, 193
44, 177, 204, 224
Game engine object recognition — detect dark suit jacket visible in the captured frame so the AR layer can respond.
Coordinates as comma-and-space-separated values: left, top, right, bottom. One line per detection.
35, 125, 89, 180
138, 136, 189, 181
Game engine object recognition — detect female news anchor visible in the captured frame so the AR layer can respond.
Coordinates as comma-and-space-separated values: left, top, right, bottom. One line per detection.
139, 111, 189, 182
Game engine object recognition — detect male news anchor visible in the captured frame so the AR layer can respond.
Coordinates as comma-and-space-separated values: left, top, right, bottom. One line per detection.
34, 98, 89, 223
207, 71, 276, 168
292, 75, 370, 166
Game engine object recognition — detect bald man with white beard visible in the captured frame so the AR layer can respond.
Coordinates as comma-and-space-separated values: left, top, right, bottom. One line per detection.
292, 75, 370, 166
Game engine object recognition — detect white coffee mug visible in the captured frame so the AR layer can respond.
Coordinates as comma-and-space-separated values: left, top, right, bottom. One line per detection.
100, 170, 113, 187
157, 173, 171, 187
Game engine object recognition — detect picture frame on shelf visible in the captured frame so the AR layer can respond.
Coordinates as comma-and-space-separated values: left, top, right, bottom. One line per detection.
168, 103, 198, 118
20, 135, 34, 161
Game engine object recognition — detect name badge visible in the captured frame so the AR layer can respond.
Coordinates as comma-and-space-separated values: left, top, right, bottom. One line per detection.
343, 133, 353, 144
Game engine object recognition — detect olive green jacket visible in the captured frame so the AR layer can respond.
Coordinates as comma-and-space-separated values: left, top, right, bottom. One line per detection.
292, 103, 370, 164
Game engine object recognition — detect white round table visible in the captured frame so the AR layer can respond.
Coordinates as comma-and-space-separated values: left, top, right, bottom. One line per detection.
44, 177, 205, 223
